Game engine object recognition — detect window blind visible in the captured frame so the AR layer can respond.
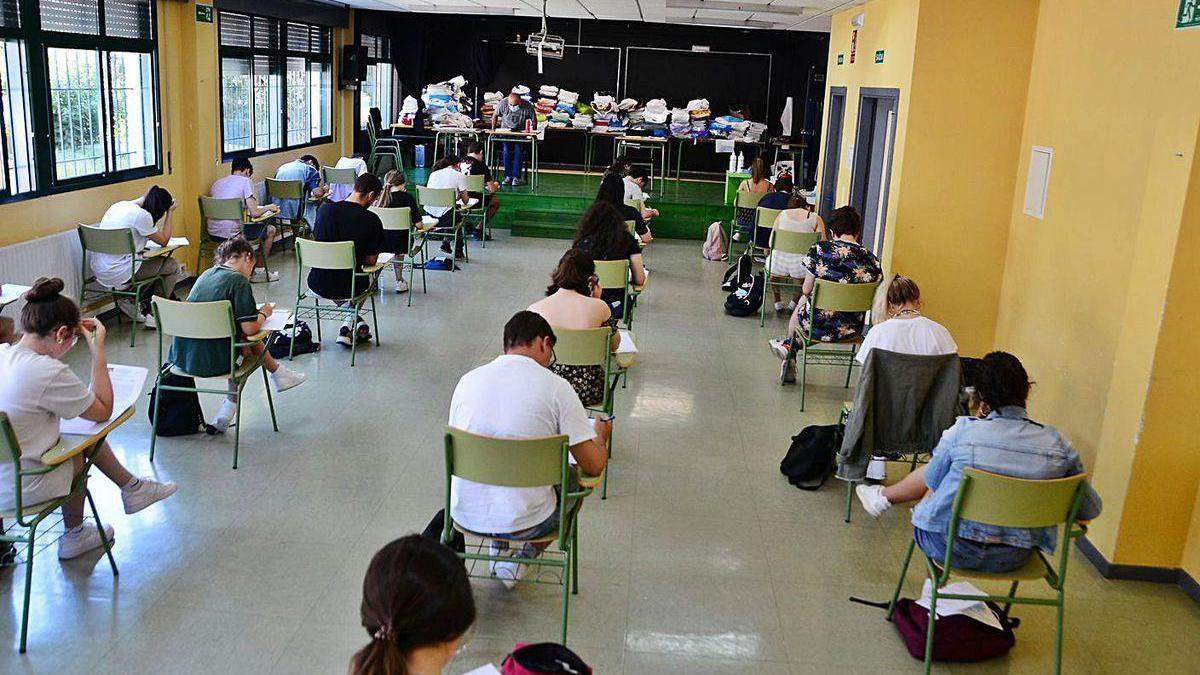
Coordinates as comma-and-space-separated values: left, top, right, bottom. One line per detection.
219, 12, 251, 48
39, 0, 100, 35
104, 0, 153, 40
0, 0, 19, 28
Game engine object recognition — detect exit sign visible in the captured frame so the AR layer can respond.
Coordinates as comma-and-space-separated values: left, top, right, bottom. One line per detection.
837, 54, 844, 65
196, 4, 213, 23
1179, 0, 1199, 29
874, 50, 885, 64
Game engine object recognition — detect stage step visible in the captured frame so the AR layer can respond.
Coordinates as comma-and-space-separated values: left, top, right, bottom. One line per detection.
510, 207, 583, 239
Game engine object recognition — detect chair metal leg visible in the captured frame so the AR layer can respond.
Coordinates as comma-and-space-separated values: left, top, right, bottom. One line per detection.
571, 524, 579, 596
924, 585, 938, 675
232, 389, 243, 469
149, 378, 163, 462
886, 538, 916, 621
799, 347, 809, 412
19, 532, 35, 653
129, 289, 139, 347
370, 294, 381, 346
263, 368, 279, 432
845, 345, 857, 388
845, 479, 855, 523
86, 489, 119, 576
560, 554, 571, 646
1053, 590, 1065, 675
1004, 580, 1019, 616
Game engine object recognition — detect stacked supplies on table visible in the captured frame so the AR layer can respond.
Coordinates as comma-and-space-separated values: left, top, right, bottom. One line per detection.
687, 98, 711, 121
399, 95, 420, 127
592, 93, 616, 114
709, 114, 748, 138
557, 88, 579, 105
422, 76, 472, 125
643, 98, 669, 125
538, 84, 559, 98
617, 97, 638, 112
512, 84, 531, 100
480, 91, 503, 118
535, 97, 557, 115
572, 113, 593, 129
743, 121, 768, 142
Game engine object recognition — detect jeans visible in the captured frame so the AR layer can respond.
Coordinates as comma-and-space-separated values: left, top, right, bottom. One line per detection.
914, 526, 1034, 573
476, 475, 582, 541
502, 141, 523, 180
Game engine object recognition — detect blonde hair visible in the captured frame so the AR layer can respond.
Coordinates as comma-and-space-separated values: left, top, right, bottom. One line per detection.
375, 170, 407, 208
886, 275, 921, 308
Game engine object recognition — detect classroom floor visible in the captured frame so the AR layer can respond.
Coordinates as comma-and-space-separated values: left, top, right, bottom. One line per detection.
2, 236, 1198, 673
407, 167, 726, 205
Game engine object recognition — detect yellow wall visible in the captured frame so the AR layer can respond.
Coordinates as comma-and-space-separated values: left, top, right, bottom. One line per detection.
0, 1, 357, 270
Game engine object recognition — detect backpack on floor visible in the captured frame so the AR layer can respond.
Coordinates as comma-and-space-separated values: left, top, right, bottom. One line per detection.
721, 251, 753, 291
268, 321, 320, 359
701, 221, 727, 261
723, 272, 764, 317
501, 643, 592, 675
421, 509, 466, 554
891, 598, 1017, 662
147, 366, 206, 437
779, 424, 839, 490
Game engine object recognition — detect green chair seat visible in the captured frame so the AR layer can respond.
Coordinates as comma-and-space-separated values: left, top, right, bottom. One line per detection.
0, 497, 62, 520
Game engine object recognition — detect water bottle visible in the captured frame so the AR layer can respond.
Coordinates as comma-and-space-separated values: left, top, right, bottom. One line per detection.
525, 118, 533, 133
736, 151, 745, 172
728, 153, 737, 173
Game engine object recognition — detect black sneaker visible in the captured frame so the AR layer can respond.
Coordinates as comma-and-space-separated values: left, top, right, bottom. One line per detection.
355, 321, 372, 344
0, 542, 17, 567
337, 325, 353, 348
440, 241, 453, 255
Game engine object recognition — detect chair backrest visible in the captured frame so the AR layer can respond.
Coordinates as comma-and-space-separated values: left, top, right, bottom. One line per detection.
369, 206, 411, 232
956, 468, 1087, 529
265, 177, 304, 200
418, 185, 456, 208
444, 427, 568, 488
198, 196, 245, 222
151, 297, 235, 339
755, 207, 782, 233
296, 238, 356, 271
322, 166, 357, 186
462, 174, 485, 192
593, 259, 630, 290
551, 327, 611, 367
735, 190, 764, 209
770, 229, 820, 255
811, 278, 878, 312
0, 412, 20, 467
623, 198, 642, 210
624, 220, 637, 235
77, 224, 135, 256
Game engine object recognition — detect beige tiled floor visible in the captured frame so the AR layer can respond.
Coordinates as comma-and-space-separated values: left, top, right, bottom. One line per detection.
2, 236, 1198, 673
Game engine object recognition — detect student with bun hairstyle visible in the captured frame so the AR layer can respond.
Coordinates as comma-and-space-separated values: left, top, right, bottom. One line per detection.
349, 534, 476, 675
0, 278, 177, 560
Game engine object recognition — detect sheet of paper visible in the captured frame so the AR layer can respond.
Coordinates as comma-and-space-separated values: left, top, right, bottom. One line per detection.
915, 580, 1004, 631
422, 215, 440, 227
0, 283, 32, 306
464, 197, 480, 209
617, 329, 637, 354
715, 139, 736, 154
375, 252, 396, 266
60, 364, 148, 435
461, 665, 501, 675
261, 308, 291, 332
146, 236, 189, 249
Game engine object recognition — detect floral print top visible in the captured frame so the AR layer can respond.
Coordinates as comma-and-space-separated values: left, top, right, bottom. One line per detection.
799, 239, 882, 342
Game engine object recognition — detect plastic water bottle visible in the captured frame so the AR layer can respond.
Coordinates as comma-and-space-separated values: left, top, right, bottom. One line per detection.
736, 151, 745, 172
728, 153, 737, 173
525, 118, 533, 133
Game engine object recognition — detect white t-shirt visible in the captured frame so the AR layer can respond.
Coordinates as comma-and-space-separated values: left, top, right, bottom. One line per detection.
425, 166, 467, 217
856, 315, 958, 364
328, 156, 369, 202
90, 200, 157, 288
623, 176, 645, 201
208, 174, 254, 238
448, 354, 596, 534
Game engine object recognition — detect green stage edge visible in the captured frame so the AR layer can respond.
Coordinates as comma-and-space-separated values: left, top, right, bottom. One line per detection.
404, 168, 728, 241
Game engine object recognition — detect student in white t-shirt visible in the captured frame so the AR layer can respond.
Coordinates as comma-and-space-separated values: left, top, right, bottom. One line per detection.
328, 154, 370, 202
448, 311, 611, 588
89, 185, 185, 328
856, 275, 958, 365
424, 155, 470, 258
0, 279, 177, 561
208, 157, 281, 282
622, 166, 659, 221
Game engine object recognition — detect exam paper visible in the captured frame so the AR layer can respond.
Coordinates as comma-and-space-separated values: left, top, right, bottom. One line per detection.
60, 364, 148, 435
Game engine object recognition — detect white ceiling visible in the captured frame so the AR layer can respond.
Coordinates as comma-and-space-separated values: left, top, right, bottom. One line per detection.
336, 0, 867, 32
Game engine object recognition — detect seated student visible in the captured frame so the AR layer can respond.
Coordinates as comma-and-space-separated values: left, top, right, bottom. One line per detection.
273, 154, 329, 226
462, 142, 500, 239
734, 157, 772, 241
424, 155, 470, 259
310, 173, 385, 347
595, 173, 650, 242
622, 166, 660, 222
571, 202, 647, 320
171, 238, 308, 432
605, 156, 631, 178
449, 311, 611, 588
374, 169, 421, 294
0, 279, 176, 560
208, 157, 281, 283
766, 181, 825, 314
328, 153, 370, 202
856, 275, 957, 365
774, 206, 882, 383
856, 352, 1103, 573
89, 185, 184, 329
349, 534, 476, 675
528, 249, 620, 407
0, 316, 13, 344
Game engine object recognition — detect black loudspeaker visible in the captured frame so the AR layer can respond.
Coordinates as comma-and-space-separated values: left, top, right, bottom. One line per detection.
340, 45, 367, 90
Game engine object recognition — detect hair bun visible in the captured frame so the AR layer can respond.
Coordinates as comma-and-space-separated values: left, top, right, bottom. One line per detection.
24, 277, 65, 303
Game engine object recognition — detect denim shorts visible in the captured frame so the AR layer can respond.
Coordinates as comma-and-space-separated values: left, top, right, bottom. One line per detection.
913, 527, 1033, 573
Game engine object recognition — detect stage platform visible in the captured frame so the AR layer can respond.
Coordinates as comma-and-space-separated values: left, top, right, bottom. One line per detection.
405, 168, 728, 240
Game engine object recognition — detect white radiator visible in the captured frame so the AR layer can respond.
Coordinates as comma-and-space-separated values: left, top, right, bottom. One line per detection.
0, 228, 86, 316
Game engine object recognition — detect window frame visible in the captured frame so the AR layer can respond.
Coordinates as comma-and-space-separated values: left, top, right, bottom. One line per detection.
357, 32, 395, 131
218, 11, 333, 161
0, 0, 163, 204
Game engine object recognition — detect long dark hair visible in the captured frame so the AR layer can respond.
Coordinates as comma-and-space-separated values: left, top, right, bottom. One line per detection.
595, 173, 625, 207
20, 278, 79, 337
349, 535, 475, 675
572, 202, 628, 260
547, 248, 596, 296
140, 185, 173, 223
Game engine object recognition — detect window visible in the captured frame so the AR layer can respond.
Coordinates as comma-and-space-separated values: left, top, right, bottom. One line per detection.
219, 11, 333, 158
0, 0, 160, 199
359, 33, 395, 129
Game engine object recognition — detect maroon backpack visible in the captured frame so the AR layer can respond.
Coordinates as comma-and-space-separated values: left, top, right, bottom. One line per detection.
891, 598, 1017, 662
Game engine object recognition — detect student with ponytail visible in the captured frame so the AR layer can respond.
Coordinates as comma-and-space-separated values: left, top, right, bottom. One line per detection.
349, 534, 476, 675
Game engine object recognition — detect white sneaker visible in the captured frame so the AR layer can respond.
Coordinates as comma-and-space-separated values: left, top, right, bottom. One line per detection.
768, 338, 790, 361
210, 398, 238, 433
779, 358, 796, 385
121, 478, 178, 514
270, 366, 308, 392
58, 524, 115, 560
856, 484, 892, 519
486, 540, 512, 576
773, 301, 786, 313
787, 299, 797, 312
140, 312, 157, 330
393, 279, 409, 293
492, 545, 539, 589
251, 268, 280, 283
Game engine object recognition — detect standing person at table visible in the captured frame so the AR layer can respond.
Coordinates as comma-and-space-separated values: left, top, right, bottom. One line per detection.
207, 157, 281, 283
0, 279, 176, 560
171, 238, 308, 433
595, 173, 650, 242
622, 166, 660, 222
310, 173, 385, 348
462, 142, 500, 240
375, 169, 421, 294
424, 155, 470, 260
572, 202, 647, 321
272, 154, 329, 226
90, 185, 184, 329
490, 88, 536, 186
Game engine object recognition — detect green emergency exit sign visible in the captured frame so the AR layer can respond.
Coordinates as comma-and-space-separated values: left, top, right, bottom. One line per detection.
837, 54, 844, 65
875, 50, 885, 63
196, 4, 213, 23
1179, 0, 1199, 29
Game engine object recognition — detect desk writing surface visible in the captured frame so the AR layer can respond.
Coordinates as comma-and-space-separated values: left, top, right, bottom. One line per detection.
45, 406, 135, 466
59, 365, 147, 436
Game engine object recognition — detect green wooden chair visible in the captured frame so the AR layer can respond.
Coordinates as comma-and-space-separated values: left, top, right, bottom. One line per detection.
594, 259, 638, 331
367, 116, 402, 173
760, 229, 821, 327
417, 185, 468, 266
887, 468, 1091, 675
731, 190, 765, 253
77, 224, 171, 347
265, 178, 312, 243
369, 206, 428, 306
197, 196, 272, 278
441, 427, 592, 644
292, 239, 382, 367
461, 173, 490, 248
1, 412, 119, 653
553, 327, 621, 500
791, 278, 879, 410
149, 297, 277, 470
751, 206, 783, 260
321, 166, 358, 196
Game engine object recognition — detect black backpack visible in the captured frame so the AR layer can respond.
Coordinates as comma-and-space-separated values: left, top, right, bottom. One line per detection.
721, 251, 753, 291
779, 424, 840, 490
724, 272, 764, 317
147, 366, 206, 437
268, 321, 320, 359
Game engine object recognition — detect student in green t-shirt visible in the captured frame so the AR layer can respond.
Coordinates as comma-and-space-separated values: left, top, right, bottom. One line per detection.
169, 237, 308, 432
